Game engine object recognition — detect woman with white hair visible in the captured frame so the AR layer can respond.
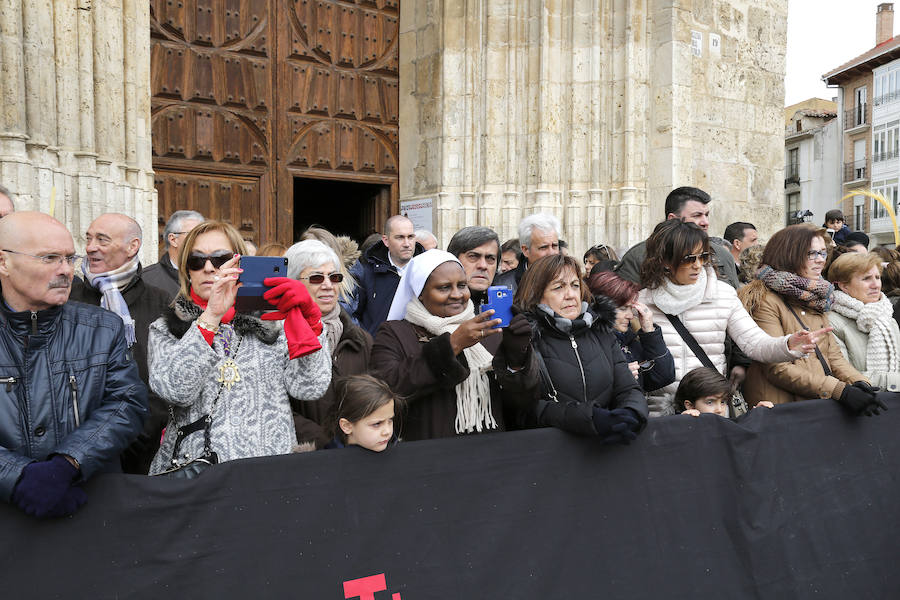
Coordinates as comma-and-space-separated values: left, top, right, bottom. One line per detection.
285, 239, 373, 448
370, 250, 538, 441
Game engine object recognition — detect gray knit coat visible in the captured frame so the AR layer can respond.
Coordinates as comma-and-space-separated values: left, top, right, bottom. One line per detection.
148, 297, 331, 474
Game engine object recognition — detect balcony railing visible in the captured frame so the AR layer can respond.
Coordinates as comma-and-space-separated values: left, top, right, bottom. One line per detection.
843, 159, 868, 182
844, 104, 869, 130
785, 162, 800, 184
873, 149, 900, 162
874, 91, 900, 107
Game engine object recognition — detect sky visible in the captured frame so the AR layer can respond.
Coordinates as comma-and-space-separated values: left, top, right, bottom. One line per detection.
786, 0, 895, 105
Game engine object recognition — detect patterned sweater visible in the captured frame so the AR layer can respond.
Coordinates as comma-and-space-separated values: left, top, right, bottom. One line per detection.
147, 297, 331, 474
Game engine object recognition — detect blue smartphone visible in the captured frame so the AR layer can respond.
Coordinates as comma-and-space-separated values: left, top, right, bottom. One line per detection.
235, 256, 288, 312
480, 285, 513, 328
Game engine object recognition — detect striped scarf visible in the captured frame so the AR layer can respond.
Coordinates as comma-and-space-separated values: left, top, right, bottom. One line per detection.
82, 254, 140, 346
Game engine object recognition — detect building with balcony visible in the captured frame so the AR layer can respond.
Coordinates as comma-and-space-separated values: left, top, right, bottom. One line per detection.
784, 100, 839, 226
825, 2, 900, 245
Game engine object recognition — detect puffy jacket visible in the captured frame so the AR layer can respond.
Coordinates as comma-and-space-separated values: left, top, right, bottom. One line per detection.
349, 241, 424, 335
828, 310, 900, 392
525, 298, 648, 436
638, 270, 799, 416
0, 300, 148, 500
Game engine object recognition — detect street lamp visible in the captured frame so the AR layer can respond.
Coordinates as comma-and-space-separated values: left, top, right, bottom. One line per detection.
792, 209, 814, 223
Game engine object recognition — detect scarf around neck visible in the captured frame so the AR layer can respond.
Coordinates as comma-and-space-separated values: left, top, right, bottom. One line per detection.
831, 290, 900, 373
189, 288, 236, 325
757, 265, 834, 313
537, 302, 593, 333
404, 297, 497, 434
649, 267, 708, 315
82, 253, 140, 346
321, 303, 343, 356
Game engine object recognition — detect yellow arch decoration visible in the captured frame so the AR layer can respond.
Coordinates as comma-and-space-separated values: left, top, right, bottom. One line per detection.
840, 189, 900, 246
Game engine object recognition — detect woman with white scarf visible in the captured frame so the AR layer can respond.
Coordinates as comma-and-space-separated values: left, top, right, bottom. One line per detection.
827, 252, 900, 392
637, 220, 826, 417
370, 250, 538, 441
285, 239, 373, 448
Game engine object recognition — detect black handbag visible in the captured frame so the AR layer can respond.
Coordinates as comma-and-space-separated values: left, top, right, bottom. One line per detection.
665, 313, 749, 417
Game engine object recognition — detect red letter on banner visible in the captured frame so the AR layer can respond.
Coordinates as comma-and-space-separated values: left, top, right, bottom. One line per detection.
343, 573, 387, 600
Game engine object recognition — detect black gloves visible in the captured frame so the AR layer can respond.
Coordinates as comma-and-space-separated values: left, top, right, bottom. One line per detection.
592, 407, 641, 444
837, 382, 888, 417
11, 455, 86, 518
499, 313, 533, 368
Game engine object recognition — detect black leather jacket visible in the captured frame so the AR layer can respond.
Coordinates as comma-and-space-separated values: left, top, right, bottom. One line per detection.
0, 300, 148, 500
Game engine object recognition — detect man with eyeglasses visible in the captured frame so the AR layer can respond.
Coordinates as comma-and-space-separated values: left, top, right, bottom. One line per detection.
616, 187, 740, 289
0, 212, 147, 518
68, 213, 170, 474
142, 210, 205, 299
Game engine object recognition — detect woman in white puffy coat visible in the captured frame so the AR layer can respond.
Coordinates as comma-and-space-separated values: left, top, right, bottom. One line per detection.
637, 220, 827, 416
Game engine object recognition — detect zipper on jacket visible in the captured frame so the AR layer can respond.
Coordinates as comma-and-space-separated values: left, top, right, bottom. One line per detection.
30, 311, 37, 335
69, 372, 80, 428
570, 335, 588, 404
0, 376, 16, 392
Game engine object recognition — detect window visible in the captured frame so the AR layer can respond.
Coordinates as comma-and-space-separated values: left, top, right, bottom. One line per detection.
854, 195, 865, 230
786, 192, 801, 225
872, 179, 899, 219
786, 147, 799, 181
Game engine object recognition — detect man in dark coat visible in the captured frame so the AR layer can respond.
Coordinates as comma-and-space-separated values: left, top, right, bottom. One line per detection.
69, 213, 169, 474
350, 215, 423, 335
141, 209, 204, 299
0, 212, 147, 518
492, 213, 562, 294
447, 226, 500, 309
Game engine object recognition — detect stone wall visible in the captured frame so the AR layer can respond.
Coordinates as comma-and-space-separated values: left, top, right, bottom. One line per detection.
0, 0, 156, 263
399, 0, 789, 254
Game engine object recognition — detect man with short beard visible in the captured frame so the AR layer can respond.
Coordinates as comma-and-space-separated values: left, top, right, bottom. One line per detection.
69, 213, 170, 474
0, 212, 147, 518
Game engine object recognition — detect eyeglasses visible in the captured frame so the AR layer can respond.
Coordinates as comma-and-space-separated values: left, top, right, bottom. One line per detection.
1, 249, 81, 266
300, 273, 344, 284
186, 251, 233, 271
807, 250, 828, 261
679, 252, 711, 266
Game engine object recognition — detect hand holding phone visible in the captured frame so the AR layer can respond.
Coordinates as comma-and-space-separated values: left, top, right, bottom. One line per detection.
236, 256, 289, 312
480, 286, 513, 328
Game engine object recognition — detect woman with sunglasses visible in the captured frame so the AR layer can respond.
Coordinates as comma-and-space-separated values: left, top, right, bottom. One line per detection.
282, 239, 373, 448
638, 220, 826, 417
146, 221, 331, 474
738, 225, 885, 416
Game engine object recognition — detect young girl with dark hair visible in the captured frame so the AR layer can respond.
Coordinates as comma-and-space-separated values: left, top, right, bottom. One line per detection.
674, 367, 773, 417
325, 375, 400, 451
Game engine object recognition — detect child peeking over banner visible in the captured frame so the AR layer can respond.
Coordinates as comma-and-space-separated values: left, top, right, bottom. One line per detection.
325, 375, 401, 451
674, 367, 774, 418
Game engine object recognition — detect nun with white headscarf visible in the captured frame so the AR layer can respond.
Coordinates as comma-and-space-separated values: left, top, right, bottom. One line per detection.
370, 250, 538, 441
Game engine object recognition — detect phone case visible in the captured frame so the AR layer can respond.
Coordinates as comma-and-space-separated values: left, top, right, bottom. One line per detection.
480, 285, 513, 328
235, 256, 288, 312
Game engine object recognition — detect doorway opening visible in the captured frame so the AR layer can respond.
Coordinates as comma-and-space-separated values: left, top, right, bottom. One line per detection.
293, 177, 390, 243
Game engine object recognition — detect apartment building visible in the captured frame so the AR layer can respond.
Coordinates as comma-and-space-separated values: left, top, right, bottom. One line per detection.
784, 100, 840, 227
824, 3, 900, 245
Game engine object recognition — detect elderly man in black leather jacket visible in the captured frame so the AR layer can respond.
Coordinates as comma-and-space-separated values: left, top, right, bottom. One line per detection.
0, 212, 147, 518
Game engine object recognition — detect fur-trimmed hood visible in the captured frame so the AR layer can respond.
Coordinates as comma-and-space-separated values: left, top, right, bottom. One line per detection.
163, 295, 280, 344
335, 235, 361, 270
737, 279, 767, 317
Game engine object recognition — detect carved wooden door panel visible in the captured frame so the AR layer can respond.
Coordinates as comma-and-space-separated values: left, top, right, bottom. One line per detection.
150, 0, 401, 249
275, 0, 400, 241
150, 0, 275, 249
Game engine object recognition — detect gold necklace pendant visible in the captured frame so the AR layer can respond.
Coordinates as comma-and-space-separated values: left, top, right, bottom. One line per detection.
216, 358, 241, 390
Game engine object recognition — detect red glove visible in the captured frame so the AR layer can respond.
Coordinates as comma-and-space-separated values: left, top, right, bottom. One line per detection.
264, 277, 323, 335
261, 307, 322, 359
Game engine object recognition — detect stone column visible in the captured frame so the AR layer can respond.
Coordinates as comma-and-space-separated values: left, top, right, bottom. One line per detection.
0, 0, 156, 263
400, 0, 788, 253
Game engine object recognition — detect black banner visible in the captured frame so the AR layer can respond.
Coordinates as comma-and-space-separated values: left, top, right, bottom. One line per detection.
3, 398, 900, 599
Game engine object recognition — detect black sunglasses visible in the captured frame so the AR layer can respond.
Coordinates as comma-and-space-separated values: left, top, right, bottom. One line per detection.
186, 251, 233, 271
301, 273, 344, 284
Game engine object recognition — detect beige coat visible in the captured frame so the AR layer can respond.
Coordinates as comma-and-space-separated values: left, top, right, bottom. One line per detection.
739, 281, 866, 406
